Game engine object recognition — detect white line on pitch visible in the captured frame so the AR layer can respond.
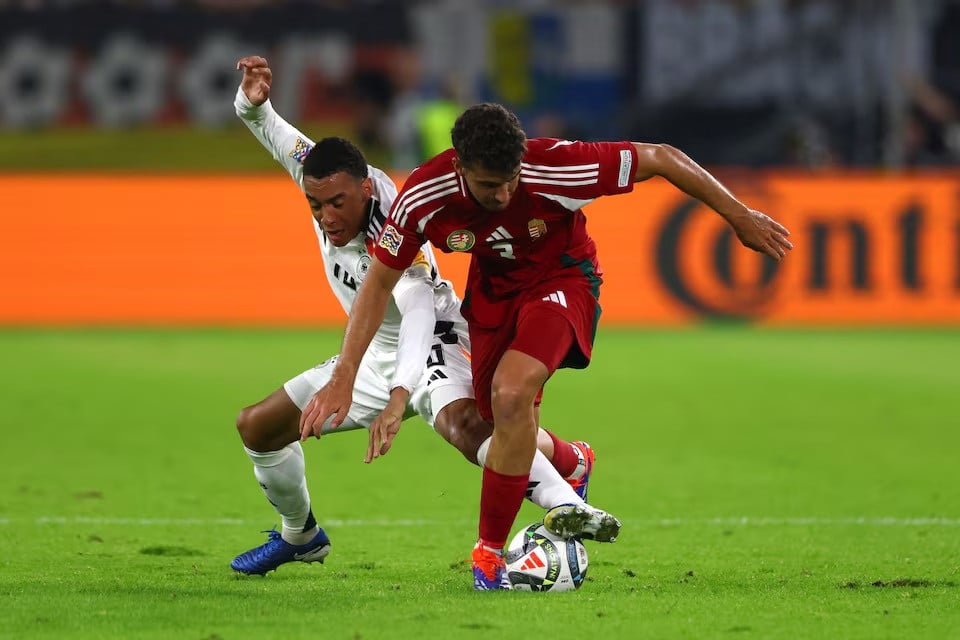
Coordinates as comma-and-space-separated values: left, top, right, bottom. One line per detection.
2, 516, 958, 527
652, 517, 960, 526
26, 516, 442, 527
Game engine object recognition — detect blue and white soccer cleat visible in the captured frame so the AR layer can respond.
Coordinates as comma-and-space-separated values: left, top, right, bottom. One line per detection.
543, 503, 621, 543
231, 528, 331, 575
566, 440, 595, 501
471, 544, 511, 590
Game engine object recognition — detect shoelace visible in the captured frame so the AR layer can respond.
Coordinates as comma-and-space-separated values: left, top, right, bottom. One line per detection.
238, 529, 284, 564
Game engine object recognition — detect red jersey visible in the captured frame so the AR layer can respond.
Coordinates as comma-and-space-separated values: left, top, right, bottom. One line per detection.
375, 138, 638, 326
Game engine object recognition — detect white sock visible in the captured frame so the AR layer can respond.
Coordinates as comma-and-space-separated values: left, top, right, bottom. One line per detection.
245, 442, 318, 545
476, 436, 492, 467
476, 436, 583, 510
528, 448, 584, 509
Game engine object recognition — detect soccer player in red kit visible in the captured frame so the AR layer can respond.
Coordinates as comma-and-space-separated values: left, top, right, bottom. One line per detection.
300, 103, 793, 590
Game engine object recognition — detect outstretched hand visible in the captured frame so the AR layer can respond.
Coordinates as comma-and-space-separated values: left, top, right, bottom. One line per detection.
236, 55, 272, 106
726, 208, 793, 261
299, 375, 353, 441
365, 390, 407, 463
365, 411, 403, 464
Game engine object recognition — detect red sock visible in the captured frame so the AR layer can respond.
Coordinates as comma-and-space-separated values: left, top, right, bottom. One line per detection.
544, 429, 580, 478
478, 466, 529, 549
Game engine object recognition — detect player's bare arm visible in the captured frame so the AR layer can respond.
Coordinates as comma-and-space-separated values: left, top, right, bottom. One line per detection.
298, 257, 405, 440
631, 142, 793, 261
236, 55, 272, 106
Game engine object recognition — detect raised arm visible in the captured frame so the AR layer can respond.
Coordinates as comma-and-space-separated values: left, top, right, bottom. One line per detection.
298, 257, 404, 439
235, 55, 313, 184
631, 142, 793, 261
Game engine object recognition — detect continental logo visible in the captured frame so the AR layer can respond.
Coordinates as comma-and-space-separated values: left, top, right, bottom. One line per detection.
656, 197, 781, 320
5, 173, 959, 325
648, 181, 960, 323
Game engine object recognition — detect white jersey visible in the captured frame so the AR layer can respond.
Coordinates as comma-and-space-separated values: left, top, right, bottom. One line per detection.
235, 88, 472, 423
235, 87, 461, 338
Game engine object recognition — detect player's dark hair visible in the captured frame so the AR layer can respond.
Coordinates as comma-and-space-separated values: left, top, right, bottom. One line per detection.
451, 103, 527, 175
302, 137, 369, 180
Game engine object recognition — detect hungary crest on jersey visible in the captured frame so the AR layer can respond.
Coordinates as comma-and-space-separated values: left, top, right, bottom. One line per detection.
447, 230, 475, 252
528, 218, 547, 239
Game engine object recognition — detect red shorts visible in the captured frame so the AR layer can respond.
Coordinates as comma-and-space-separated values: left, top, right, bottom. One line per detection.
467, 275, 601, 422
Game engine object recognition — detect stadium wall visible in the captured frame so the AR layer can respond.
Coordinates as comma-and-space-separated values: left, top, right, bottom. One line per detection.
2, 173, 958, 326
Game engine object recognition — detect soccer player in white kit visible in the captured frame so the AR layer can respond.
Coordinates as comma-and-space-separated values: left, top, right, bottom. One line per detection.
229, 56, 613, 578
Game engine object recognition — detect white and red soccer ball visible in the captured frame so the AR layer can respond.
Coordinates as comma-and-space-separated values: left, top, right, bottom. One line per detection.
505, 523, 588, 592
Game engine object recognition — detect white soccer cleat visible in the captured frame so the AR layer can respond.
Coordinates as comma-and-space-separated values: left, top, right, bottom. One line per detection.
543, 503, 621, 543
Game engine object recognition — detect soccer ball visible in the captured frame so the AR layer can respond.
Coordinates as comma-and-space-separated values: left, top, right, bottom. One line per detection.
504, 522, 588, 592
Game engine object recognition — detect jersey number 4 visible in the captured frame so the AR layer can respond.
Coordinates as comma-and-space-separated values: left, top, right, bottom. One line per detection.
332, 263, 357, 290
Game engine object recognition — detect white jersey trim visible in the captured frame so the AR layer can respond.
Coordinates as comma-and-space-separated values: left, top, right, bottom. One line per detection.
523, 177, 599, 187
397, 183, 459, 229
394, 172, 457, 227
533, 192, 596, 211
521, 168, 599, 179
521, 161, 600, 172
417, 206, 446, 234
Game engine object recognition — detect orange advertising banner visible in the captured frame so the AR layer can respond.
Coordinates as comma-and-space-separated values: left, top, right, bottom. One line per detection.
1, 173, 958, 326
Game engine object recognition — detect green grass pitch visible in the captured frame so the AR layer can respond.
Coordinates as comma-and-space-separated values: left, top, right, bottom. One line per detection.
1, 327, 958, 639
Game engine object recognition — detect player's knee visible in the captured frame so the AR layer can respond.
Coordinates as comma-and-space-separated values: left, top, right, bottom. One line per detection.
436, 400, 491, 465
490, 380, 536, 424
236, 404, 270, 450
235, 405, 256, 444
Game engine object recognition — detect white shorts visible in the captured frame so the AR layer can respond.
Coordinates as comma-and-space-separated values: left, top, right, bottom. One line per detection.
283, 325, 474, 434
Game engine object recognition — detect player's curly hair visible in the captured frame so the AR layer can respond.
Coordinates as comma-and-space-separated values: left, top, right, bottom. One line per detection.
451, 103, 527, 174
303, 137, 368, 180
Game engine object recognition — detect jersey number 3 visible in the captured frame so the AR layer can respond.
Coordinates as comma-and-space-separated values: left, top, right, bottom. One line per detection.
491, 242, 515, 259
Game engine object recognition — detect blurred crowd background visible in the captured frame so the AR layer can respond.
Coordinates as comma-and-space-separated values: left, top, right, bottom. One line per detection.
1, 0, 959, 171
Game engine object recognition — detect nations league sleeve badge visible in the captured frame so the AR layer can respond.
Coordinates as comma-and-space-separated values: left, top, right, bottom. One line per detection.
378, 224, 404, 256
